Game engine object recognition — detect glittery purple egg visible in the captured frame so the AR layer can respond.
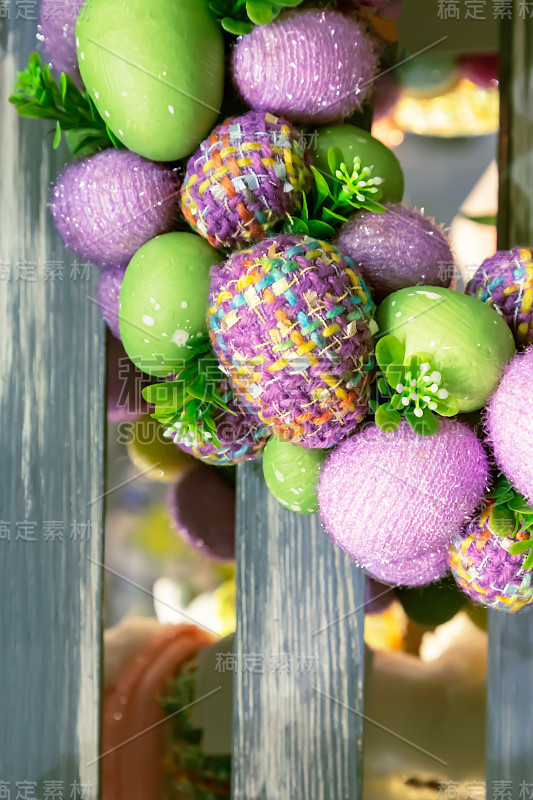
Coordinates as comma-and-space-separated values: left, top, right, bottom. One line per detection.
50, 149, 181, 268
336, 204, 454, 301
450, 503, 533, 612
486, 348, 533, 504
171, 387, 270, 467
167, 463, 235, 561
181, 111, 310, 249
97, 265, 126, 339
467, 247, 533, 348
208, 235, 376, 449
38, 0, 84, 82
107, 334, 150, 422
232, 8, 377, 125
318, 419, 489, 586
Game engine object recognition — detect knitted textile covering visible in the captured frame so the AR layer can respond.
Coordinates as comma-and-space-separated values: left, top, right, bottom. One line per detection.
450, 504, 533, 612
336, 204, 453, 301
50, 149, 181, 268
232, 9, 377, 125
97, 265, 126, 340
467, 247, 533, 348
486, 347, 533, 504
181, 111, 310, 249
171, 382, 269, 466
318, 419, 489, 586
208, 235, 377, 449
38, 0, 84, 81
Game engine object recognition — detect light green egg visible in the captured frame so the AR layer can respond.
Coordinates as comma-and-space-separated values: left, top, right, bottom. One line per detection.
119, 232, 221, 377
75, 0, 224, 161
376, 286, 516, 412
263, 436, 327, 514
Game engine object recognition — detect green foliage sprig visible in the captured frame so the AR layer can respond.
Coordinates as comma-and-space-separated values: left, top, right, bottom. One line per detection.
283, 146, 386, 239
209, 0, 304, 34
142, 336, 236, 449
9, 52, 121, 158
486, 476, 533, 571
369, 335, 460, 437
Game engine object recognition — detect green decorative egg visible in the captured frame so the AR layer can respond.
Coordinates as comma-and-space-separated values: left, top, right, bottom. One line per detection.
263, 436, 326, 514
75, 0, 224, 161
313, 124, 404, 203
397, 575, 466, 627
376, 287, 515, 412
119, 232, 221, 377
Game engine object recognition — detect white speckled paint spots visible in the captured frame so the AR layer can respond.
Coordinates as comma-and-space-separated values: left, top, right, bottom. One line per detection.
172, 329, 189, 347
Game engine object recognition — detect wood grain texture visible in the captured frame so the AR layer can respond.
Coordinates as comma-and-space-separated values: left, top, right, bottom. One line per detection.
232, 460, 365, 800
0, 16, 105, 797
487, 6, 533, 795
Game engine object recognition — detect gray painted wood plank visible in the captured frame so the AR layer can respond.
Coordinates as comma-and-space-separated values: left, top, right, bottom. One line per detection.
486, 6, 533, 798
0, 14, 105, 798
233, 460, 365, 800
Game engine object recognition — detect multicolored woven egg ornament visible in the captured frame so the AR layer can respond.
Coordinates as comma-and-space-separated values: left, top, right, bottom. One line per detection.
181, 111, 310, 250
75, 0, 224, 160
337, 204, 453, 301
97, 265, 126, 339
376, 287, 515, 413
486, 347, 533, 504
263, 436, 327, 514
38, 0, 84, 81
318, 418, 489, 586
449, 477, 533, 612
50, 149, 181, 268
208, 235, 377, 449
232, 8, 378, 125
467, 247, 533, 348
119, 233, 221, 377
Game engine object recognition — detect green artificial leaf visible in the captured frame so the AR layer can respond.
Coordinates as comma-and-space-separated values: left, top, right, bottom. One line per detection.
404, 407, 439, 437
435, 396, 460, 417
461, 213, 497, 226
321, 207, 349, 224
375, 404, 401, 432
368, 398, 380, 413
327, 146, 344, 178
307, 219, 336, 239
523, 550, 533, 571
377, 376, 389, 396
507, 495, 533, 514
376, 335, 405, 373
221, 16, 253, 33
508, 539, 533, 555
490, 504, 517, 537
209, 0, 303, 33
310, 165, 332, 207
246, 0, 274, 24
283, 216, 309, 235
53, 121, 62, 149
299, 192, 309, 224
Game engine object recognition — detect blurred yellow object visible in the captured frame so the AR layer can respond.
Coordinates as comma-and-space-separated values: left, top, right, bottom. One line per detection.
364, 601, 407, 652
127, 414, 194, 483
393, 79, 498, 137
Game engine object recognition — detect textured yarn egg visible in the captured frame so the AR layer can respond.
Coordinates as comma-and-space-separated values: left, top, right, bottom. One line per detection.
75, 0, 224, 161
486, 348, 533, 504
376, 287, 515, 412
337, 204, 453, 301
208, 235, 377, 449
127, 415, 193, 483
232, 9, 377, 125
38, 0, 84, 80
171, 384, 270, 467
168, 463, 235, 561
450, 504, 533, 612
119, 232, 220, 377
107, 334, 150, 422
182, 111, 310, 250
467, 247, 533, 348
98, 265, 126, 339
313, 125, 404, 203
263, 437, 327, 514
318, 419, 489, 586
50, 149, 181, 268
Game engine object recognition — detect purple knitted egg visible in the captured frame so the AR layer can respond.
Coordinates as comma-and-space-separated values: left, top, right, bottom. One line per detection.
38, 0, 84, 81
318, 419, 489, 586
336, 204, 454, 301
450, 504, 533, 612
107, 334, 150, 422
97, 265, 126, 339
168, 463, 235, 561
232, 8, 377, 125
181, 111, 310, 249
467, 247, 533, 348
171, 387, 270, 467
208, 235, 377, 449
50, 149, 181, 268
486, 348, 533, 504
